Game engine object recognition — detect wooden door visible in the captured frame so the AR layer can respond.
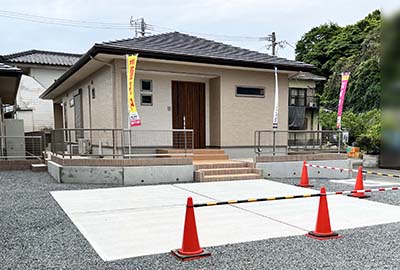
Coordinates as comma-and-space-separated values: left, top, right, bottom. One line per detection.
172, 81, 205, 148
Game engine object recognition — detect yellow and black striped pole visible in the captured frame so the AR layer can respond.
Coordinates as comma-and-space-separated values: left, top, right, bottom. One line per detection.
193, 186, 400, 208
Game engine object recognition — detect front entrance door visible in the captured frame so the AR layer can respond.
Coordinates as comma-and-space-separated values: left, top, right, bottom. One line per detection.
172, 81, 205, 148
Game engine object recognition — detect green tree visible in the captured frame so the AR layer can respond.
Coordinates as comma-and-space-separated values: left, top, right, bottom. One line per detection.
296, 10, 381, 113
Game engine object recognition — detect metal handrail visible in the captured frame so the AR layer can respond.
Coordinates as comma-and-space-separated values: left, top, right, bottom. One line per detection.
0, 135, 44, 160
254, 129, 343, 156
50, 128, 195, 159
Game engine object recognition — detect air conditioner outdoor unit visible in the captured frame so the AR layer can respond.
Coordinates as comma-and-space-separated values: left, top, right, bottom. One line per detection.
309, 101, 317, 108
78, 139, 91, 155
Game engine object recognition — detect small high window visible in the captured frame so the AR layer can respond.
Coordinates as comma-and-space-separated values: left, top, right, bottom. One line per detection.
141, 79, 152, 92
236, 86, 265, 97
141, 94, 153, 106
140, 79, 153, 106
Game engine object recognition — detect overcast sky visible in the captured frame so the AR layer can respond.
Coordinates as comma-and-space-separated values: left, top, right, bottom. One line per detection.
0, 0, 398, 60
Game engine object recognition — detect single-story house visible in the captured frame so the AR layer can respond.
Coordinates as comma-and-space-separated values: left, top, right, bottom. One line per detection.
40, 32, 316, 158
2, 50, 81, 132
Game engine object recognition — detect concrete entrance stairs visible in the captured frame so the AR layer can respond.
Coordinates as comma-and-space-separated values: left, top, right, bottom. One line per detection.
156, 148, 263, 181
194, 161, 263, 182
193, 149, 263, 182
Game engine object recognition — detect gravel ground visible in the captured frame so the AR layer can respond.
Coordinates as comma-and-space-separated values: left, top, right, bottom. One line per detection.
1, 170, 400, 270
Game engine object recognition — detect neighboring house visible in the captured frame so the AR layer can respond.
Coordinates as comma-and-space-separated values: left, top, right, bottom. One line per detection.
288, 71, 326, 131
40, 32, 315, 157
2, 50, 81, 132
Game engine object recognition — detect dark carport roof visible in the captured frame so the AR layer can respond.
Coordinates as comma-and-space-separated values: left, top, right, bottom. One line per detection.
2, 49, 82, 67
41, 32, 315, 99
0, 63, 22, 104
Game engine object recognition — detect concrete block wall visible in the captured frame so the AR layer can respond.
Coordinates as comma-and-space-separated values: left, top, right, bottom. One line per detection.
257, 159, 352, 179
47, 161, 194, 185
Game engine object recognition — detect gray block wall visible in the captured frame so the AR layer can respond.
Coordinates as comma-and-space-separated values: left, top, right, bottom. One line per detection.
256, 159, 352, 179
47, 162, 194, 185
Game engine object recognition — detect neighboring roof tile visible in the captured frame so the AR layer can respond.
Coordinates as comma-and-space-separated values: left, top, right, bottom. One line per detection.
101, 32, 314, 69
2, 50, 82, 67
289, 71, 326, 81
0, 62, 22, 73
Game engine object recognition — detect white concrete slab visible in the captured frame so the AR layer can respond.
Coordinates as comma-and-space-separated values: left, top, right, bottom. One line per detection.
51, 179, 400, 262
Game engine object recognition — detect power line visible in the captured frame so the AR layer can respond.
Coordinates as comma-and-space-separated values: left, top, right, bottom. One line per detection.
0, 9, 133, 29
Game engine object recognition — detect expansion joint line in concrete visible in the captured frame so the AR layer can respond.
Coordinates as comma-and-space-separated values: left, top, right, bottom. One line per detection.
171, 184, 309, 232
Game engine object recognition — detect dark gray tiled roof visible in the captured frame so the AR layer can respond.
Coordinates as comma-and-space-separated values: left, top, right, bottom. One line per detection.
2, 50, 82, 67
102, 32, 314, 69
0, 62, 21, 73
289, 71, 326, 81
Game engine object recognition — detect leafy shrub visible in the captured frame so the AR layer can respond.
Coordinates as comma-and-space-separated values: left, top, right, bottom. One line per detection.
319, 109, 381, 153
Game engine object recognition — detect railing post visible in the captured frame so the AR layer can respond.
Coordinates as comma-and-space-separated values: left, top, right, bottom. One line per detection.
128, 128, 132, 158
51, 130, 54, 155
254, 131, 258, 156
69, 129, 72, 159
40, 136, 44, 160
112, 129, 115, 159
319, 130, 322, 151
304, 131, 307, 151
121, 129, 124, 158
272, 130, 276, 156
183, 116, 187, 157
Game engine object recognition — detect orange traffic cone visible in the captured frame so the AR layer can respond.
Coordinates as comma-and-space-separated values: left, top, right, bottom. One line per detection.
306, 187, 341, 240
296, 160, 313, 187
348, 166, 369, 198
171, 197, 211, 261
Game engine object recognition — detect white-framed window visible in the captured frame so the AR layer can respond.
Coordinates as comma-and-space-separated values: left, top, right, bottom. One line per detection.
235, 86, 265, 98
140, 79, 153, 106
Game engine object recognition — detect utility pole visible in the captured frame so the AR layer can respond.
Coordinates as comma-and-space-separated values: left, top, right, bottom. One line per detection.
139, 18, 146, 37
271, 32, 277, 56
130, 17, 147, 37
263, 32, 286, 56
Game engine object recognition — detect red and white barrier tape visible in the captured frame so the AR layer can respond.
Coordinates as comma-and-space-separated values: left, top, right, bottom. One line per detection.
305, 163, 357, 173
306, 163, 400, 179
326, 186, 399, 196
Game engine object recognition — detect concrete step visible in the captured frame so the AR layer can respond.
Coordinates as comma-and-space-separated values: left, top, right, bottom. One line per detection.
200, 173, 264, 182
31, 163, 48, 172
195, 162, 254, 170
199, 167, 262, 176
192, 154, 229, 161
193, 149, 225, 154
156, 149, 224, 154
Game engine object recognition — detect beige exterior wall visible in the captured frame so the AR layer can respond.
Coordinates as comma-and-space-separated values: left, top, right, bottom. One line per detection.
219, 71, 288, 146
209, 77, 221, 147
288, 80, 315, 89
57, 66, 113, 130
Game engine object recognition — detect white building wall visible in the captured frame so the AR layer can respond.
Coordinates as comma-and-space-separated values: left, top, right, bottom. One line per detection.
16, 75, 54, 132
29, 67, 69, 88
